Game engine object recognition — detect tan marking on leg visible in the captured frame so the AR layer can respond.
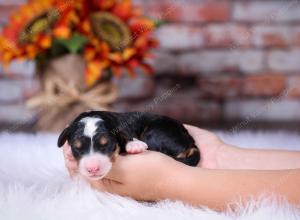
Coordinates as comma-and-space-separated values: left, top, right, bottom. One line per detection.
176, 147, 198, 159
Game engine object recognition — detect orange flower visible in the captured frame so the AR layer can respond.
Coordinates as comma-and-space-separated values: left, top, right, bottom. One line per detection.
130, 17, 155, 37
84, 47, 96, 61
53, 25, 71, 39
93, 0, 115, 10
85, 60, 110, 86
38, 35, 52, 49
112, 0, 133, 21
122, 48, 136, 61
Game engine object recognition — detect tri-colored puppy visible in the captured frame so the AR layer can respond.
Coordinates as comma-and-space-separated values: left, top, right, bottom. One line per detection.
58, 111, 200, 180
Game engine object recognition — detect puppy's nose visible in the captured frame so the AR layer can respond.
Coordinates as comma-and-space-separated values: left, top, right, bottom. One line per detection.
87, 166, 100, 174
85, 161, 101, 175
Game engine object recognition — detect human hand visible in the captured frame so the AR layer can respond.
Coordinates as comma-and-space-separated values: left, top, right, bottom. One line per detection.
62, 142, 78, 178
90, 151, 185, 201
62, 141, 184, 201
184, 125, 227, 169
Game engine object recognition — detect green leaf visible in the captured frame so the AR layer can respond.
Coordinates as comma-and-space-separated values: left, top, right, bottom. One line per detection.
51, 39, 69, 57
54, 33, 88, 54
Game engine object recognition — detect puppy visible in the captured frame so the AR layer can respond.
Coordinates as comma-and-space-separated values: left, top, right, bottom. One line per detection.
58, 111, 200, 180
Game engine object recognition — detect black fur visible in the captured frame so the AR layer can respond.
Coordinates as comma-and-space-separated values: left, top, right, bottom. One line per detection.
58, 111, 200, 166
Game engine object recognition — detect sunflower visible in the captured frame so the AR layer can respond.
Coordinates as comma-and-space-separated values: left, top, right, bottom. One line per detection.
0, 0, 76, 64
79, 0, 158, 86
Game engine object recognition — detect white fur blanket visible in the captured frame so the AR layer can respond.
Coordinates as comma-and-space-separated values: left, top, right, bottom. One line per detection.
0, 131, 300, 220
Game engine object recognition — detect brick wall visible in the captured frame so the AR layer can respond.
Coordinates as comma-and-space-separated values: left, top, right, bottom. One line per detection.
1, 0, 300, 130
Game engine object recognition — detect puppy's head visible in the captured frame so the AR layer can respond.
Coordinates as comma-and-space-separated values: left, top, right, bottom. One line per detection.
58, 116, 119, 180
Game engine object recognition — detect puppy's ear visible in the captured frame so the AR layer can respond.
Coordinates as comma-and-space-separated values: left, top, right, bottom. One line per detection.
57, 125, 71, 147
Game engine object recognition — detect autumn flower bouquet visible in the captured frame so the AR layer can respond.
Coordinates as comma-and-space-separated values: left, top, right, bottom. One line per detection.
0, 0, 158, 131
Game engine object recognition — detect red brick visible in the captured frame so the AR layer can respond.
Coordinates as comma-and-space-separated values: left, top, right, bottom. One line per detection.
292, 26, 300, 46
268, 50, 300, 72
135, 0, 230, 23
252, 26, 292, 48
233, 1, 300, 23
154, 24, 205, 50
197, 1, 230, 22
204, 24, 251, 48
197, 77, 242, 99
243, 74, 285, 97
287, 75, 300, 98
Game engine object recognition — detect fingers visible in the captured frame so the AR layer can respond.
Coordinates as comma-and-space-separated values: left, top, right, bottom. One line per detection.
184, 124, 212, 137
62, 141, 78, 177
63, 142, 75, 160
184, 124, 220, 146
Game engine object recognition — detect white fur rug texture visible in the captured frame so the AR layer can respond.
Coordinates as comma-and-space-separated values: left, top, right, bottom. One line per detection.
0, 131, 300, 220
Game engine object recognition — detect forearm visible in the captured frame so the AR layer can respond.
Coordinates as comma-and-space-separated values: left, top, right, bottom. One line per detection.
184, 125, 300, 170
164, 166, 300, 210
217, 144, 300, 170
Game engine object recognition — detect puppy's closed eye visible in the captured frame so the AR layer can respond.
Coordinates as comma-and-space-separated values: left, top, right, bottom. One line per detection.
99, 135, 108, 145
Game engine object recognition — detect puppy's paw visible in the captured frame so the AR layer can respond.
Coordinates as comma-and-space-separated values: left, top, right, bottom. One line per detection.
126, 138, 148, 154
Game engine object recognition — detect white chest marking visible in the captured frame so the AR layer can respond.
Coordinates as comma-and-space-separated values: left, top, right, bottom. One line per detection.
80, 117, 103, 154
